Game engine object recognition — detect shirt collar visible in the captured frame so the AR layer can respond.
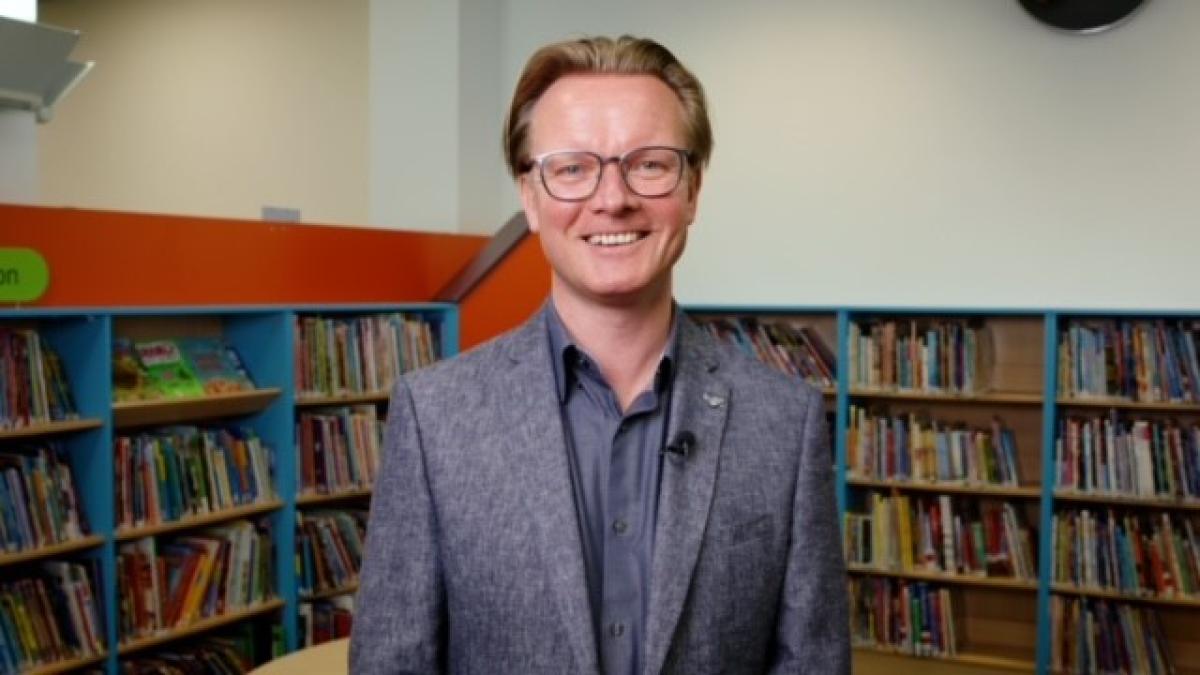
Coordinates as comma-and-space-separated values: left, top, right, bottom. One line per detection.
545, 301, 681, 404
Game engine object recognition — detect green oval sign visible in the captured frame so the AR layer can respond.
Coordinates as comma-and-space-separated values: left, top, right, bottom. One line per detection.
0, 248, 49, 302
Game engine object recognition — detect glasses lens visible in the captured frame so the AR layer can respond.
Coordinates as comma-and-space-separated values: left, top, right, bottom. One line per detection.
541, 152, 601, 200
623, 147, 683, 197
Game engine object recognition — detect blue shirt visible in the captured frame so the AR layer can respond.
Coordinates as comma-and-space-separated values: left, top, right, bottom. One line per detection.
546, 304, 678, 675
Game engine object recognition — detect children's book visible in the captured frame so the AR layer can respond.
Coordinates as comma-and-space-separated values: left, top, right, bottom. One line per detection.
177, 338, 256, 395
135, 340, 205, 398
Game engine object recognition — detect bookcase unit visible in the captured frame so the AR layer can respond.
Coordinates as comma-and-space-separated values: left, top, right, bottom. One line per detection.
688, 307, 1200, 675
0, 304, 456, 675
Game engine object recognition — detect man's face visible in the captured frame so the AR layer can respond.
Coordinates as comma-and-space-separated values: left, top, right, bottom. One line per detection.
519, 74, 701, 309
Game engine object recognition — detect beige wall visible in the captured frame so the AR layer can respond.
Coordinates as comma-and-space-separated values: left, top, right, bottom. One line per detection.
37, 0, 368, 226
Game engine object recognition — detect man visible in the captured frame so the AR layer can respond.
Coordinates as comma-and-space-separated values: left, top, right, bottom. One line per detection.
350, 35, 848, 674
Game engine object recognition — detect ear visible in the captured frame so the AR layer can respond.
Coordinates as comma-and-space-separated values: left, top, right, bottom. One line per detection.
519, 174, 541, 233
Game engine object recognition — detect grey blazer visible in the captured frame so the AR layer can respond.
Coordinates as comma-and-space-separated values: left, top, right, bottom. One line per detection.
350, 311, 849, 674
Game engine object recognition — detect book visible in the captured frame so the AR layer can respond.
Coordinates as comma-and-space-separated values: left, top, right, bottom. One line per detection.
134, 340, 205, 399
176, 338, 256, 396
0, 561, 104, 672
1050, 596, 1173, 674
296, 407, 382, 496
0, 328, 79, 428
296, 509, 368, 596
848, 576, 957, 657
294, 313, 440, 398
0, 445, 89, 554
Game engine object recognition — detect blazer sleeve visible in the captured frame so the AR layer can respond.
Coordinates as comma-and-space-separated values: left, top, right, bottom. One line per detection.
349, 376, 446, 674
769, 386, 850, 674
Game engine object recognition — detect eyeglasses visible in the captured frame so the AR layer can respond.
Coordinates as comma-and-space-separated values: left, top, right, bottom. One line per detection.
524, 146, 692, 201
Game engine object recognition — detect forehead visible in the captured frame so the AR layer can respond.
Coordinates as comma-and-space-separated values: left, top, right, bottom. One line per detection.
528, 74, 687, 151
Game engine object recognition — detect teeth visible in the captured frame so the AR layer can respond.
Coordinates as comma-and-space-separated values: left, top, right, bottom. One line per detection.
587, 232, 640, 246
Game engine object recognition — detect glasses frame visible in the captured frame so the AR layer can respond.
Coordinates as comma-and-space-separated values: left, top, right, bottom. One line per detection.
524, 145, 693, 202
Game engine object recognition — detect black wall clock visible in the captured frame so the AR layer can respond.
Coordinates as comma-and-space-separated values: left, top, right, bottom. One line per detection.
1019, 0, 1147, 34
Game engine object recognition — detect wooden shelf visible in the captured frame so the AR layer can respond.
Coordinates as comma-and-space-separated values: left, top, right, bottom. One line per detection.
296, 391, 391, 407
1053, 490, 1200, 511
118, 598, 284, 656
853, 644, 1035, 672
850, 388, 1042, 406
1052, 583, 1200, 608
0, 418, 103, 440
847, 564, 1038, 591
23, 651, 108, 675
0, 535, 104, 568
301, 581, 359, 601
847, 477, 1041, 499
113, 388, 281, 429
1057, 396, 1200, 412
116, 500, 283, 541
297, 488, 372, 506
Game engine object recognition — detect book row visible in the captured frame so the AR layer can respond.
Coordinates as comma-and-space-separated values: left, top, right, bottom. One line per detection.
113, 337, 256, 402
0, 561, 105, 675
693, 316, 836, 388
294, 313, 439, 398
848, 577, 956, 658
0, 445, 89, 554
297, 509, 366, 597
115, 428, 276, 531
849, 319, 987, 393
1056, 412, 1200, 501
117, 519, 274, 642
1059, 319, 1200, 404
1053, 508, 1200, 599
0, 329, 76, 429
297, 407, 383, 497
119, 624, 273, 675
299, 597, 354, 648
1050, 596, 1173, 674
845, 492, 1036, 580
846, 407, 1021, 486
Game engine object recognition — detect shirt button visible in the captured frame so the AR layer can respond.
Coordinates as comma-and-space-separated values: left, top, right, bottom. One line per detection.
609, 622, 625, 638
612, 519, 628, 534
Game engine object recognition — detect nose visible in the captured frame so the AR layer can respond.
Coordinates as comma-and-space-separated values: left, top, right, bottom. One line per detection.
590, 158, 637, 211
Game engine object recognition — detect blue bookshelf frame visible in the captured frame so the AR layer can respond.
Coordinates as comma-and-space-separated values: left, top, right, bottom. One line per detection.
686, 305, 1200, 675
0, 303, 458, 673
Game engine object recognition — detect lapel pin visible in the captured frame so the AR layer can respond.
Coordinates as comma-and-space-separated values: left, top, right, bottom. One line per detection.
702, 392, 726, 408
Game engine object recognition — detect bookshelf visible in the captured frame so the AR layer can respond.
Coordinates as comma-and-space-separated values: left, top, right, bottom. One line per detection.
689, 307, 1200, 674
0, 304, 456, 674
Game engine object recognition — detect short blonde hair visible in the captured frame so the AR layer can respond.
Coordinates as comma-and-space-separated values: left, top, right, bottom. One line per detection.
503, 35, 713, 178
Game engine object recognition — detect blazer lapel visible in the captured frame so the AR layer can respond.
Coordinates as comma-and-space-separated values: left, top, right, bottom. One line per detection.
496, 312, 600, 674
644, 318, 729, 675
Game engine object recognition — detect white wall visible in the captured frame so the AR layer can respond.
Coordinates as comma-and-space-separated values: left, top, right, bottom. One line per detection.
37, 0, 369, 226
490, 1, 1200, 310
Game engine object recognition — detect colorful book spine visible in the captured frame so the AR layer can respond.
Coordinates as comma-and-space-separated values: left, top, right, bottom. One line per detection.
296, 406, 383, 496
1052, 508, 1200, 598
1059, 319, 1200, 403
845, 491, 1036, 580
0, 329, 78, 429
294, 313, 440, 398
1050, 596, 1173, 674
848, 577, 957, 657
0, 444, 89, 553
847, 406, 1021, 485
1055, 411, 1200, 500
115, 427, 276, 530
0, 561, 105, 673
850, 319, 986, 393
298, 596, 355, 648
693, 316, 836, 388
296, 509, 367, 596
117, 518, 274, 642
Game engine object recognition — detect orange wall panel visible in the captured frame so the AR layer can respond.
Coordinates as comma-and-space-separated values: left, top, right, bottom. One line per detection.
458, 235, 550, 351
1, 204, 486, 307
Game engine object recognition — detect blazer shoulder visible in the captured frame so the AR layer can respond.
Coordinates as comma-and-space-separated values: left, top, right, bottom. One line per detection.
401, 321, 531, 395
708, 332, 822, 408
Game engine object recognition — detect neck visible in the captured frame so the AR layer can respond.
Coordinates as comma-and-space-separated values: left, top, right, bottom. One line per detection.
551, 284, 675, 412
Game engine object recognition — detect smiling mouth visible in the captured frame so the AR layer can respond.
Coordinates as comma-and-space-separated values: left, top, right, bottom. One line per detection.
585, 231, 648, 247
